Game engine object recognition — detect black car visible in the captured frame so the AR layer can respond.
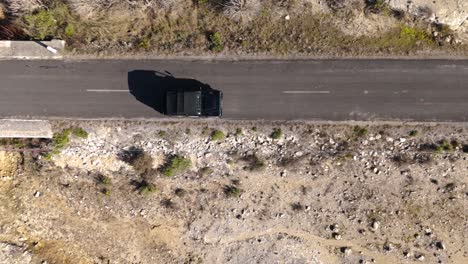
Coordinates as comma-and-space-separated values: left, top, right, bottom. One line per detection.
164, 78, 223, 117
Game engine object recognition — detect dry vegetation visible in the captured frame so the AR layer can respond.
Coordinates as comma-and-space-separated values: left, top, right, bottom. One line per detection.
0, 0, 466, 56
0, 120, 467, 263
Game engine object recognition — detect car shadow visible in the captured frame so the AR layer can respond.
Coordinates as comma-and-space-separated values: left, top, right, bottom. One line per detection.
128, 70, 219, 115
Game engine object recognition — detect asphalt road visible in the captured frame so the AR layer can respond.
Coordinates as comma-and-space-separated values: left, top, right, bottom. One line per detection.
0, 59, 467, 121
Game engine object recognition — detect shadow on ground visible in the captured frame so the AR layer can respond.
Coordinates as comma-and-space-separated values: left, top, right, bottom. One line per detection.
128, 70, 220, 115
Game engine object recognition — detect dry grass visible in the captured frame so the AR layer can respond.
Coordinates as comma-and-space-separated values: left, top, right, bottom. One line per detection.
9, 0, 468, 56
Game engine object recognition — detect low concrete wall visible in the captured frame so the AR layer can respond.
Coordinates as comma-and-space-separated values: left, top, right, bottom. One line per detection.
0, 40, 65, 59
0, 120, 53, 138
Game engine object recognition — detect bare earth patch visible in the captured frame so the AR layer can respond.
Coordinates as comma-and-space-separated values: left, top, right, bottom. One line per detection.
0, 120, 467, 263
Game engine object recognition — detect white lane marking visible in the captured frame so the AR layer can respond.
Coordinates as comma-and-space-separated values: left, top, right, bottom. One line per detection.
87, 89, 128, 93
283, 90, 330, 94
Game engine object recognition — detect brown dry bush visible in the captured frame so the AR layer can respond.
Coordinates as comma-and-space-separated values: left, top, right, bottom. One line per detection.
5, 0, 45, 16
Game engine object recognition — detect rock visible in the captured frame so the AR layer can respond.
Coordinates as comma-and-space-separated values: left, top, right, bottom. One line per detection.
399, 138, 406, 143
332, 232, 342, 240
371, 220, 380, 231
340, 247, 352, 255
435, 241, 445, 250
386, 137, 394, 142
383, 242, 394, 252
415, 254, 425, 261
34, 191, 40, 197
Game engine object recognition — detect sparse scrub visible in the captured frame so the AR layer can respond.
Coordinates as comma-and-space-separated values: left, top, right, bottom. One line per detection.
161, 198, 176, 209
96, 174, 111, 185
199, 166, 213, 176
161, 155, 192, 177
270, 128, 282, 139
223, 0, 261, 23
136, 180, 157, 195
211, 130, 225, 141
365, 0, 391, 15
158, 130, 167, 137
409, 130, 418, 137
235, 128, 243, 136
223, 185, 242, 198
352, 126, 368, 138
251, 126, 258, 132
208, 32, 224, 52
241, 154, 265, 171
101, 187, 111, 196
72, 127, 88, 138
118, 147, 154, 174
174, 188, 186, 197
291, 202, 304, 211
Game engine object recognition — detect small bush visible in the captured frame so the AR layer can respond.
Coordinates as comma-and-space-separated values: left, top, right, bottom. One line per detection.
161, 155, 192, 177
437, 140, 453, 152
64, 23, 74, 37
174, 188, 186, 197
409, 130, 418, 137
208, 32, 224, 52
235, 128, 243, 136
291, 202, 304, 211
223, 185, 242, 198
353, 126, 368, 138
96, 174, 111, 185
158, 130, 167, 137
161, 198, 176, 209
72, 127, 88, 138
242, 154, 265, 171
270, 128, 282, 139
462, 145, 468, 153
24, 9, 57, 40
137, 180, 157, 195
251, 126, 258, 132
101, 187, 111, 196
211, 130, 225, 141
199, 166, 213, 176
118, 147, 153, 174
365, 0, 391, 14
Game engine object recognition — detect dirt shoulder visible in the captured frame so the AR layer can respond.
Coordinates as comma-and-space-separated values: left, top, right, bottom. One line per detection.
0, 120, 467, 263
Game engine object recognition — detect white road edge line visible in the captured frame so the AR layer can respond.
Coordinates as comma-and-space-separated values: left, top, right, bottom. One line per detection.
87, 89, 128, 93
283, 91, 330, 94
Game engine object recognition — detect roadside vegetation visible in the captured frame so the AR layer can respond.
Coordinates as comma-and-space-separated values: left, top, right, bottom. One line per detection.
0, 0, 466, 56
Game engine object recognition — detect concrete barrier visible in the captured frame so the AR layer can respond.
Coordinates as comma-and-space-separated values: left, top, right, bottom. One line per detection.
0, 120, 53, 138
0, 40, 65, 59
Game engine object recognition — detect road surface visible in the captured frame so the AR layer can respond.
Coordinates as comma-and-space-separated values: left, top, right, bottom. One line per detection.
0, 59, 467, 121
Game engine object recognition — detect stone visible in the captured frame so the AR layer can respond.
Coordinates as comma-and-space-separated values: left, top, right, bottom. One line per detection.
435, 241, 445, 250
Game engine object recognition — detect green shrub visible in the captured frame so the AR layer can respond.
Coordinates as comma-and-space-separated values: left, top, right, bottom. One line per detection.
97, 174, 111, 185
64, 24, 75, 37
242, 154, 265, 171
158, 130, 167, 137
211, 130, 225, 141
353, 126, 368, 138
208, 32, 224, 52
72, 127, 88, 138
118, 147, 154, 174
101, 187, 111, 196
223, 185, 242, 198
25, 9, 58, 40
199, 166, 213, 176
251, 127, 258, 132
235, 128, 243, 136
162, 156, 192, 177
409, 130, 418, 137
270, 128, 282, 139
137, 181, 157, 195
